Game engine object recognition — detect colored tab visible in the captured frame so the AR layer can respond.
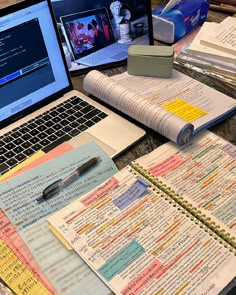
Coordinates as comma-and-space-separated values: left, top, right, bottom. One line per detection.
48, 224, 73, 250
113, 177, 149, 210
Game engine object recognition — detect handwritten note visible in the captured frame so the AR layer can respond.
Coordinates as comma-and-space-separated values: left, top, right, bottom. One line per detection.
0, 142, 117, 295
48, 167, 236, 295
0, 239, 52, 295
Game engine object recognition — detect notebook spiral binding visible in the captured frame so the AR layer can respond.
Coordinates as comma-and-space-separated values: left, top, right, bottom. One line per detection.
130, 163, 236, 254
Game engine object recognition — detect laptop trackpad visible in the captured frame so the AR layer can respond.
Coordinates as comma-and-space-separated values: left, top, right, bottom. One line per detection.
69, 132, 116, 157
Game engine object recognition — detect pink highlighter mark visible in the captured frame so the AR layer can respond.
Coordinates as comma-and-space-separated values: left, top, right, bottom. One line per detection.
148, 154, 185, 177
80, 176, 119, 207
0, 210, 56, 294
121, 259, 164, 295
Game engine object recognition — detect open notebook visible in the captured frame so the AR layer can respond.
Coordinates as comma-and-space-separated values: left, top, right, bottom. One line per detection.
48, 131, 236, 295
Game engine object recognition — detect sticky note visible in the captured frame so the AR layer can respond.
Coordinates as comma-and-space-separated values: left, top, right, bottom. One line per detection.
0, 239, 52, 295
162, 98, 207, 122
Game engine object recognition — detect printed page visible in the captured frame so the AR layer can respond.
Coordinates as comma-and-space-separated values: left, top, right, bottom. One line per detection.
200, 17, 236, 55
188, 22, 236, 62
112, 71, 236, 133
83, 70, 194, 145
48, 167, 236, 295
0, 239, 52, 295
0, 210, 55, 294
0, 142, 117, 295
132, 131, 236, 242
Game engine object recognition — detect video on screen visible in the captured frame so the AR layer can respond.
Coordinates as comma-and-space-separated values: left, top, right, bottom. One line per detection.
51, 0, 152, 73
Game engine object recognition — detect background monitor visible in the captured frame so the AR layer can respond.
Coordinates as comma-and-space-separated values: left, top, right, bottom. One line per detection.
51, 0, 153, 75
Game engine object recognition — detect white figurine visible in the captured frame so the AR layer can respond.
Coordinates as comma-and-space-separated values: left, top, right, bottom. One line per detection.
110, 1, 123, 30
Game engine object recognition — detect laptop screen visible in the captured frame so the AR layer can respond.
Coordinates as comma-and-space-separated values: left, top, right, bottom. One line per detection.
51, 0, 153, 74
0, 0, 71, 125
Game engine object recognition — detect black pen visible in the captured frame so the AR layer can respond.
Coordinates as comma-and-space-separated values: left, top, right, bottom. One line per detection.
36, 157, 99, 203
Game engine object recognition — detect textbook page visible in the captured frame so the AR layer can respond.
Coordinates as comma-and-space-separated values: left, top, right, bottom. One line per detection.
200, 17, 236, 56
83, 70, 236, 144
48, 167, 236, 295
83, 70, 194, 145
0, 142, 117, 295
188, 22, 236, 63
132, 131, 236, 242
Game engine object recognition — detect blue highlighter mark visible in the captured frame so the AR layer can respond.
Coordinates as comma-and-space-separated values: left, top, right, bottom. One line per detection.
98, 240, 144, 281
113, 177, 149, 210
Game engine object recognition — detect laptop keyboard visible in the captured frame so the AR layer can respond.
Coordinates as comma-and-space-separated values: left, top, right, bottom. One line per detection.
0, 95, 108, 176
78, 43, 130, 66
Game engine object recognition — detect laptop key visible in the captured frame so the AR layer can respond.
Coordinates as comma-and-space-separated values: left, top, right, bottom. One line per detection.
3, 136, 13, 143
0, 147, 7, 154
54, 124, 62, 131
0, 163, 9, 175
99, 112, 108, 119
78, 124, 88, 132
69, 129, 81, 137
40, 138, 51, 147
55, 130, 66, 137
5, 151, 16, 158
6, 158, 18, 167
47, 128, 55, 135
27, 122, 37, 129
12, 131, 22, 138
5, 142, 16, 150
92, 116, 102, 123
81, 105, 95, 114
31, 143, 42, 151
30, 137, 40, 144
63, 126, 72, 133
42, 134, 71, 153
84, 109, 101, 120
24, 148, 35, 156
38, 132, 47, 140
22, 141, 31, 149
0, 155, 7, 164
15, 153, 27, 162
22, 133, 31, 141
13, 138, 24, 145
85, 120, 95, 127
13, 146, 24, 154
48, 134, 58, 142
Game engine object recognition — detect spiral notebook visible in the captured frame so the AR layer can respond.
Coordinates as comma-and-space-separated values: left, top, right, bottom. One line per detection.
48, 130, 236, 295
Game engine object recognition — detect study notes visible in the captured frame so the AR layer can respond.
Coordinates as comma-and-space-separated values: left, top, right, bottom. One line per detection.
48, 134, 236, 295
83, 70, 236, 145
132, 130, 236, 244
0, 142, 118, 295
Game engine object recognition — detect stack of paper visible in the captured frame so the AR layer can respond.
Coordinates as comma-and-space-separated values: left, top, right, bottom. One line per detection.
187, 17, 236, 63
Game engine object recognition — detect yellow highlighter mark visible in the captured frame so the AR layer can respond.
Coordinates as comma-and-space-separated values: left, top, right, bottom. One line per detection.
162, 99, 207, 122
0, 239, 52, 295
155, 288, 164, 295
175, 283, 189, 295
97, 218, 116, 234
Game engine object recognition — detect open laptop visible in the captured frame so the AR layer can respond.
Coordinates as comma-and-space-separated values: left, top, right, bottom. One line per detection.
0, 0, 145, 176
51, 0, 153, 73
60, 7, 131, 67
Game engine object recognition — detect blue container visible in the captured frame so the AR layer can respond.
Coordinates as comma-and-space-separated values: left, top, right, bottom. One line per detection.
152, 0, 209, 43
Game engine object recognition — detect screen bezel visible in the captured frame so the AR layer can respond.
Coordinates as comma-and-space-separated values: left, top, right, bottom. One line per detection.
53, 0, 154, 76
0, 0, 73, 129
